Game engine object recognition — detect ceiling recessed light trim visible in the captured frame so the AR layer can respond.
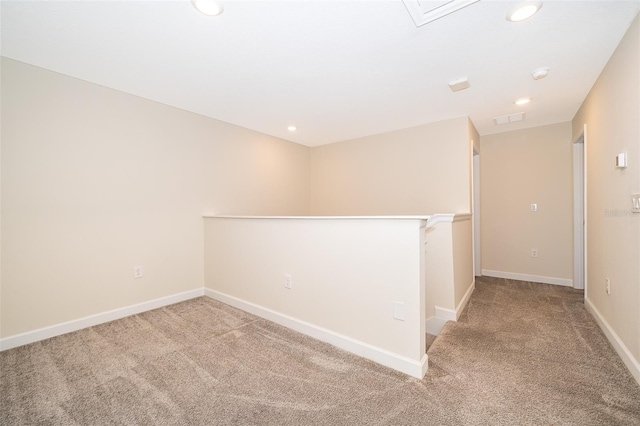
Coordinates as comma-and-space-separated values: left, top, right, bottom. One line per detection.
192, 0, 224, 16
287, 126, 297, 132
532, 67, 549, 80
507, 1, 542, 22
514, 97, 531, 106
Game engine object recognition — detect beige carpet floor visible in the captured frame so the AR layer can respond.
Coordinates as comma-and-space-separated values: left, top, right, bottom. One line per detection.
2, 276, 640, 425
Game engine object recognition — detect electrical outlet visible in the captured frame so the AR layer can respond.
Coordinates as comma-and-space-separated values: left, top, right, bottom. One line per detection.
632, 194, 640, 213
530, 203, 538, 212
284, 274, 292, 289
134, 265, 144, 279
531, 249, 538, 258
605, 278, 611, 295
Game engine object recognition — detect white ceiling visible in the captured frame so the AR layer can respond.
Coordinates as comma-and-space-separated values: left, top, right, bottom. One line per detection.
2, 1, 639, 147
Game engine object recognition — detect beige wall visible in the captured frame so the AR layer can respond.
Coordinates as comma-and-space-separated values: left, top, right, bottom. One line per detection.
1, 57, 477, 345
572, 14, 640, 368
1, 58, 310, 338
309, 117, 472, 215
481, 122, 574, 283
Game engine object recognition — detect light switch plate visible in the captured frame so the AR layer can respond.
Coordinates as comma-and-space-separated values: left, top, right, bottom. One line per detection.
393, 301, 406, 321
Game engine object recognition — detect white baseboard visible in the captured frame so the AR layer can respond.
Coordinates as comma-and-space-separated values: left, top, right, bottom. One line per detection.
585, 297, 640, 386
425, 316, 449, 335
426, 280, 475, 336
204, 288, 428, 379
482, 269, 573, 287
0, 288, 204, 351
435, 306, 456, 322
455, 280, 475, 320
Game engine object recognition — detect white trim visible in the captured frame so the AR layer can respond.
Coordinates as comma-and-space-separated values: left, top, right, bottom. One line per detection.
583, 124, 589, 298
573, 128, 587, 290
451, 213, 473, 222
426, 213, 472, 228
472, 153, 481, 277
204, 288, 428, 379
426, 281, 475, 336
482, 269, 573, 287
455, 280, 475, 320
425, 316, 449, 336
0, 289, 204, 351
435, 306, 456, 322
204, 215, 431, 220
572, 138, 584, 289
585, 297, 640, 386
418, 353, 429, 377
205, 214, 472, 230
428, 307, 456, 336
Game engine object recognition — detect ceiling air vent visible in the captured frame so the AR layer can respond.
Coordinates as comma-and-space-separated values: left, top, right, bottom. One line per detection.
403, 0, 480, 27
494, 112, 525, 125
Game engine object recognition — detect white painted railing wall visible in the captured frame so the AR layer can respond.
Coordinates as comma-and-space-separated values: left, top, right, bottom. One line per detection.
0, 213, 474, 378
203, 215, 429, 378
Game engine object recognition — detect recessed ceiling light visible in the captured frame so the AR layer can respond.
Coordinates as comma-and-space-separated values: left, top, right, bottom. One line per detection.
514, 98, 531, 106
192, 0, 224, 16
532, 67, 549, 80
507, 1, 542, 22
287, 126, 297, 132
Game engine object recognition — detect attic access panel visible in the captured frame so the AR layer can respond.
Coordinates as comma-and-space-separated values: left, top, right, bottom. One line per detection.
403, 0, 480, 27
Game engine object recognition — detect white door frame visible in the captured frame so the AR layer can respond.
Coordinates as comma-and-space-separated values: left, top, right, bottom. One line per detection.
472, 149, 481, 277
573, 125, 588, 294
